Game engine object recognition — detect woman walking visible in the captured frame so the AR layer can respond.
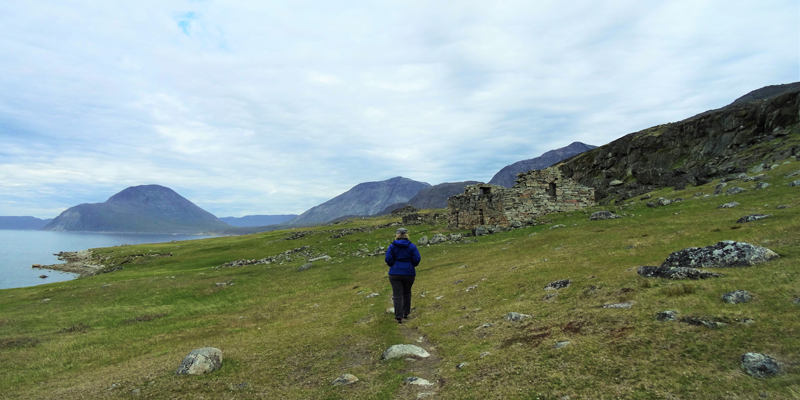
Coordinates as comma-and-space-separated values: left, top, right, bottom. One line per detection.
385, 228, 421, 323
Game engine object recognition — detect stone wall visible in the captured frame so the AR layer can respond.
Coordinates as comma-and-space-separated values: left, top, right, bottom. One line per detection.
447, 167, 595, 229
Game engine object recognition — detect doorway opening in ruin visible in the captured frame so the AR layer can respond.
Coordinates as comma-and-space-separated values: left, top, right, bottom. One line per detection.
480, 187, 491, 195
547, 181, 557, 198
479, 209, 485, 225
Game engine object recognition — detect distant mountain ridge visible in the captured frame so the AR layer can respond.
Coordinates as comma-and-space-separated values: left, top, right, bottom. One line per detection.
488, 142, 597, 187
378, 181, 482, 214
43, 185, 232, 234
288, 177, 430, 226
220, 215, 298, 227
0, 216, 52, 230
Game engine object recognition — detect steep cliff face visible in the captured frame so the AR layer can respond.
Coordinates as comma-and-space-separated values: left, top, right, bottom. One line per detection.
43, 185, 231, 233
288, 177, 430, 226
488, 142, 597, 187
557, 83, 800, 204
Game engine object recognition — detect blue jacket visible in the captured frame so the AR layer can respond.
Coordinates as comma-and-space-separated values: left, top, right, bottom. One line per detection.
385, 239, 421, 276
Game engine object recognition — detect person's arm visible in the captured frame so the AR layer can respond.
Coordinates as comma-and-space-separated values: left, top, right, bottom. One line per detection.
411, 244, 421, 267
385, 245, 395, 267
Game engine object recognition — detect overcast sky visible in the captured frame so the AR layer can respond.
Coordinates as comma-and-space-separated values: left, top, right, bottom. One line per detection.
1, 0, 797, 218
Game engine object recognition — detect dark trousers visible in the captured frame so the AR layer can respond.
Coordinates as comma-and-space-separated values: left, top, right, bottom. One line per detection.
388, 274, 415, 319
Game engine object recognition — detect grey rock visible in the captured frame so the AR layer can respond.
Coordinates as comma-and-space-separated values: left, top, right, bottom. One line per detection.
365, 293, 380, 299
418, 236, 429, 245
726, 186, 747, 195
417, 393, 436, 399
131, 388, 141, 395
456, 362, 469, 369
694, 192, 705, 197
601, 302, 633, 309
657, 197, 673, 206
331, 373, 359, 386
309, 255, 330, 262
175, 347, 223, 375
713, 182, 728, 195
476, 323, 494, 329
754, 182, 771, 190
404, 377, 433, 386
386, 307, 395, 314
479, 352, 491, 358
550, 224, 566, 230
640, 193, 652, 200
785, 170, 800, 178
504, 312, 532, 322
722, 290, 753, 304
661, 241, 779, 268
511, 221, 523, 228
751, 174, 769, 181
718, 201, 740, 208
789, 180, 800, 187
473, 226, 489, 236
793, 298, 800, 305
776, 205, 790, 209
589, 211, 622, 221
609, 180, 624, 187
448, 233, 462, 241
646, 202, 657, 208
553, 341, 570, 349
637, 266, 721, 280
680, 316, 730, 329
737, 214, 772, 223
466, 285, 478, 291
297, 262, 313, 272
673, 197, 685, 202
741, 353, 781, 378
41, 298, 51, 303
382, 344, 430, 360
545, 279, 572, 290
656, 310, 678, 321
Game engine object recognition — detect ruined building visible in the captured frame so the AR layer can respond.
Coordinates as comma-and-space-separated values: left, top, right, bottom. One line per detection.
447, 167, 595, 229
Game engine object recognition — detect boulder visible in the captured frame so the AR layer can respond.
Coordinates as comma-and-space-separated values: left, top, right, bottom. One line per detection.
504, 312, 532, 322
175, 347, 223, 375
660, 241, 779, 268
726, 187, 746, 195
722, 290, 753, 304
656, 310, 678, 321
297, 262, 313, 272
741, 353, 781, 378
713, 182, 728, 195
381, 344, 430, 360
657, 197, 673, 206
718, 201, 739, 208
448, 233, 463, 241
637, 266, 721, 280
785, 170, 800, 178
473, 226, 488, 236
418, 236, 429, 245
736, 214, 772, 223
331, 373, 359, 386
754, 182, 771, 190
589, 211, 622, 221
404, 377, 434, 386
789, 180, 800, 187
429, 234, 447, 244
544, 279, 571, 290
511, 221, 523, 228
640, 194, 652, 200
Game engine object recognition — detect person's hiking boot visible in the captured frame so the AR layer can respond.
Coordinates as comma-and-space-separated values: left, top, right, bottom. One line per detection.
396, 317, 402, 324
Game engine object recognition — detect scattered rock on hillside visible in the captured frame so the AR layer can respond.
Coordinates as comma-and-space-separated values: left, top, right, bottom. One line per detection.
714, 182, 728, 195
661, 241, 779, 268
542, 293, 559, 301
504, 312, 532, 322
726, 187, 746, 195
656, 310, 678, 321
175, 347, 222, 375
589, 211, 622, 220
788, 180, 800, 187
553, 341, 570, 349
741, 353, 781, 378
718, 202, 740, 208
365, 293, 379, 299
404, 377, 434, 386
449, 233, 463, 241
601, 302, 633, 309
793, 298, 800, 305
777, 205, 790, 209
550, 224, 566, 230
386, 307, 395, 314
609, 180, 624, 187
785, 170, 800, 178
545, 279, 572, 290
657, 197, 673, 206
430, 234, 447, 244
456, 362, 469, 369
331, 374, 359, 386
473, 226, 488, 236
297, 262, 313, 272
640, 194, 652, 200
722, 290, 753, 304
754, 182, 771, 190
637, 266, 721, 280
680, 316, 730, 329
737, 214, 772, 223
382, 344, 430, 360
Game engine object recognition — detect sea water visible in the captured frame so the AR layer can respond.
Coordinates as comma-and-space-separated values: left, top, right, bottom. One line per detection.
0, 230, 215, 290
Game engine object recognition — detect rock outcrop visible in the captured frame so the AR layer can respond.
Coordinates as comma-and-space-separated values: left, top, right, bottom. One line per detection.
661, 241, 779, 268
741, 353, 781, 378
637, 266, 721, 280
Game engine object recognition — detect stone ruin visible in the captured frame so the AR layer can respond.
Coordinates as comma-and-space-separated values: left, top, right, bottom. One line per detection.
447, 167, 595, 229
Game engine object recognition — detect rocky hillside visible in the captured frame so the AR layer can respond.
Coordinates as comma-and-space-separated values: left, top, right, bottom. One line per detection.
557, 82, 800, 204
0, 216, 52, 230
378, 181, 481, 214
220, 214, 297, 227
488, 142, 596, 187
288, 177, 430, 226
42, 185, 232, 234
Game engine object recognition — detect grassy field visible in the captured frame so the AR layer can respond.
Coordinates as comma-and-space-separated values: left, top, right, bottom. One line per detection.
2, 162, 800, 399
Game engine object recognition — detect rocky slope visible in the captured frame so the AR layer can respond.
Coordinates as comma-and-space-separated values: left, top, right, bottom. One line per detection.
287, 177, 430, 226
42, 185, 232, 234
557, 82, 800, 204
220, 214, 298, 227
0, 216, 52, 230
488, 142, 596, 187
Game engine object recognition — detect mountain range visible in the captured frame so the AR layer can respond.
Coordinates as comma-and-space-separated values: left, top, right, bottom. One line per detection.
488, 142, 597, 187
220, 215, 298, 227
0, 216, 52, 230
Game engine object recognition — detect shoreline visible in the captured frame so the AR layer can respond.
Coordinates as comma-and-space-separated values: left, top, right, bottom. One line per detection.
32, 250, 105, 277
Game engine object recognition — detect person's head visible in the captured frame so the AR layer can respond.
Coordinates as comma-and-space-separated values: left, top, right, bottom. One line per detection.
395, 227, 410, 240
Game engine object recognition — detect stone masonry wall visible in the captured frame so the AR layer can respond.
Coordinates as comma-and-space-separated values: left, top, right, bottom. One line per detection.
447, 167, 595, 229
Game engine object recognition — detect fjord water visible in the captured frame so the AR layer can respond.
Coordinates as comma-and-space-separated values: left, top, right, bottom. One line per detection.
0, 230, 215, 290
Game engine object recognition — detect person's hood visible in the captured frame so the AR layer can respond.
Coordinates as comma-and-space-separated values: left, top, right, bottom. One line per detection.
392, 239, 411, 248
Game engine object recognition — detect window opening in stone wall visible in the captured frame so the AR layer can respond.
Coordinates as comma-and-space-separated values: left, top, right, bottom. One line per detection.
547, 182, 557, 198
480, 187, 491, 195
479, 209, 485, 225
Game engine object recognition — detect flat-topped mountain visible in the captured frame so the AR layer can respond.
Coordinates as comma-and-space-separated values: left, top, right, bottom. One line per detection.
288, 177, 430, 226
43, 185, 232, 234
488, 142, 596, 187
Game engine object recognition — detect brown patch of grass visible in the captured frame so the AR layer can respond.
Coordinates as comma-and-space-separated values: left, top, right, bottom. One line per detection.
660, 283, 696, 297
0, 337, 40, 349
562, 320, 586, 334
124, 313, 167, 324
57, 323, 90, 334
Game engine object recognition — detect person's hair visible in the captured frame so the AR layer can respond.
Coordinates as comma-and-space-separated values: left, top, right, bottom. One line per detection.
395, 232, 410, 240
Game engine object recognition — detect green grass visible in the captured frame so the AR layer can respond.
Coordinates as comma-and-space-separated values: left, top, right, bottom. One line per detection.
2, 162, 800, 399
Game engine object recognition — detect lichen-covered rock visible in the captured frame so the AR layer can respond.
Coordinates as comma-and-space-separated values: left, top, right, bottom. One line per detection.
331, 373, 359, 386
661, 241, 778, 268
589, 211, 623, 221
718, 201, 740, 208
417, 236, 429, 245
726, 187, 746, 195
737, 214, 772, 223
429, 234, 447, 244
741, 353, 781, 378
448, 233, 463, 241
381, 344, 430, 360
789, 180, 800, 187
545, 279, 571, 290
656, 197, 673, 206
656, 310, 678, 321
504, 312, 532, 322
637, 266, 721, 280
722, 290, 753, 304
175, 347, 222, 375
